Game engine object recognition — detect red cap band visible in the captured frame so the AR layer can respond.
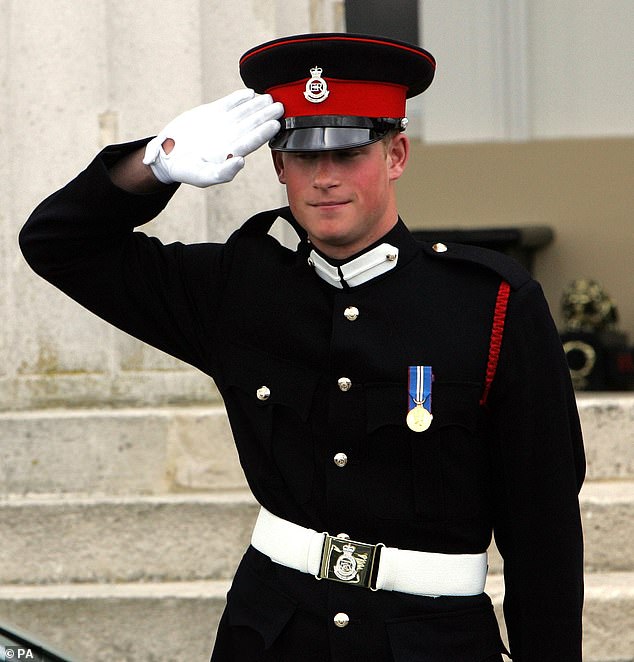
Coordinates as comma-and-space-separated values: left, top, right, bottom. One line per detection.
268, 78, 407, 119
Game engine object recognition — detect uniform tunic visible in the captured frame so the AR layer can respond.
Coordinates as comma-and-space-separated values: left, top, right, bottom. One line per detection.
20, 140, 585, 661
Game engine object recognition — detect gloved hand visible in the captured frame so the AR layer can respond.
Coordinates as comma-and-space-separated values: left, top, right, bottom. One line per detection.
143, 88, 284, 187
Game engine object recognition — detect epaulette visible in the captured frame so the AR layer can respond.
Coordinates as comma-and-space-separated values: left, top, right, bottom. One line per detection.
419, 240, 532, 291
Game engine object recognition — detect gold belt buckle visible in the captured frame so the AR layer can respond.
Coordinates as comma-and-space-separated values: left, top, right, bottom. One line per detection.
317, 534, 384, 590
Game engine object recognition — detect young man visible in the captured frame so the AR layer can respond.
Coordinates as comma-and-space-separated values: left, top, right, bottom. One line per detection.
20, 34, 585, 661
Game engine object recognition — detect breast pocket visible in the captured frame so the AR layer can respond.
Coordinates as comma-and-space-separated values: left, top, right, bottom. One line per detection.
386, 601, 508, 661
221, 343, 320, 503
364, 382, 485, 522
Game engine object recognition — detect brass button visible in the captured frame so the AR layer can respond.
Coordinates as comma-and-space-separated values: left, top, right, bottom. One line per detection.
337, 377, 352, 392
334, 612, 350, 628
432, 242, 448, 253
344, 306, 359, 321
334, 452, 348, 468
386, 253, 397, 262
256, 386, 271, 401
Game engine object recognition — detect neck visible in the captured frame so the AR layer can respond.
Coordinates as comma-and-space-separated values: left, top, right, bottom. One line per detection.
310, 214, 400, 261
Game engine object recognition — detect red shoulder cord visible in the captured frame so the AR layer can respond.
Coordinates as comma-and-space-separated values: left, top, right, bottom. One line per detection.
480, 281, 511, 406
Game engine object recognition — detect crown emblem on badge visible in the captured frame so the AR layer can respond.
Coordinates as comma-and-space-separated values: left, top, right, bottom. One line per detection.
333, 542, 358, 582
304, 66, 330, 103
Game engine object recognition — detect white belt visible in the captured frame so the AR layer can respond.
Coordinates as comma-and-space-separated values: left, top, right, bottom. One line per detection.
251, 507, 487, 597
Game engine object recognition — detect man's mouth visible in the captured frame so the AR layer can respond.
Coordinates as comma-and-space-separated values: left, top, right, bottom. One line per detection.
308, 200, 351, 208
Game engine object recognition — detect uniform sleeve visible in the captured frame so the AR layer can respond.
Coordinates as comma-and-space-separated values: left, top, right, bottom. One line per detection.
486, 279, 585, 661
19, 140, 231, 376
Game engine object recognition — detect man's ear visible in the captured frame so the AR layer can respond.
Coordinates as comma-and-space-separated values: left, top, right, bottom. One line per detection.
386, 133, 409, 182
272, 151, 286, 184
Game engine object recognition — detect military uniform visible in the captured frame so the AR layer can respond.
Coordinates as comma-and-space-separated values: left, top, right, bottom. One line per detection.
20, 33, 585, 662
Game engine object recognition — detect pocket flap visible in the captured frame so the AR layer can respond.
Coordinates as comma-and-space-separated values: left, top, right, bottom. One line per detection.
222, 342, 319, 422
365, 382, 481, 434
386, 604, 508, 661
226, 559, 297, 650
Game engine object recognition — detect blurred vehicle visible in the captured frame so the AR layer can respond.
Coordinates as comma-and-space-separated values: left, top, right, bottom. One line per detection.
0, 620, 77, 661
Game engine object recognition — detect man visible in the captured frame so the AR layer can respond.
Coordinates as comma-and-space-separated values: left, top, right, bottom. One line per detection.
20, 33, 585, 661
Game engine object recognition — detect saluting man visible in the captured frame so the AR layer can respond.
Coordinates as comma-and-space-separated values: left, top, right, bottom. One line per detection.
20, 33, 585, 662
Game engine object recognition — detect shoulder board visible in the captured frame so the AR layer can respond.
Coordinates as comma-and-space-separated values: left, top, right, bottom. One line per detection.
420, 240, 532, 290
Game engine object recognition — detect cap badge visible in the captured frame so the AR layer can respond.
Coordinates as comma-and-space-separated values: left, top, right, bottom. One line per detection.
304, 66, 330, 103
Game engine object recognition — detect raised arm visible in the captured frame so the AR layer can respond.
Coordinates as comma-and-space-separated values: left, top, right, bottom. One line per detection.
19, 90, 283, 372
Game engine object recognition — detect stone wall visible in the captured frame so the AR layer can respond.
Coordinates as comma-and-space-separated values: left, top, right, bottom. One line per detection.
0, 1, 314, 411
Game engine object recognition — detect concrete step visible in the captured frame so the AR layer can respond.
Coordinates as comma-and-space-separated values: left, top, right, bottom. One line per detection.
0, 491, 259, 585
1, 394, 633, 496
1, 481, 632, 586
578, 393, 634, 480
486, 572, 634, 662
0, 405, 245, 495
0, 579, 228, 662
487, 479, 634, 575
0, 573, 631, 662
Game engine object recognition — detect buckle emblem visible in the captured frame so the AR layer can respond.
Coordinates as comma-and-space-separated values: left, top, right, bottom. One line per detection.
334, 543, 361, 582
304, 66, 330, 103
319, 535, 383, 589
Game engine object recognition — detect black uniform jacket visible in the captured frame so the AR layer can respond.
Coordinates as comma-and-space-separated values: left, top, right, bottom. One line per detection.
20, 141, 585, 662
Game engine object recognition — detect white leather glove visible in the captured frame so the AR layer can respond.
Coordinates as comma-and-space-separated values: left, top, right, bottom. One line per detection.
143, 88, 284, 187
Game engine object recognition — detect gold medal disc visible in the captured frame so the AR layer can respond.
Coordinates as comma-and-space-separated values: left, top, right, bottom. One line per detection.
406, 404, 433, 432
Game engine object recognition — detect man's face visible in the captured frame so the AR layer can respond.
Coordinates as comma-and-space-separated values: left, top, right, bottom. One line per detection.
272, 134, 408, 259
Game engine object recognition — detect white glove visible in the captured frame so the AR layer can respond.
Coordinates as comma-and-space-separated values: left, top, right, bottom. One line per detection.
143, 88, 284, 187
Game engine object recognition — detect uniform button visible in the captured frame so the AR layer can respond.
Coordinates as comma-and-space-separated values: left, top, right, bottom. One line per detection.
343, 306, 359, 321
432, 242, 448, 253
386, 253, 397, 261
333, 452, 348, 467
337, 377, 352, 392
334, 612, 350, 628
256, 386, 271, 401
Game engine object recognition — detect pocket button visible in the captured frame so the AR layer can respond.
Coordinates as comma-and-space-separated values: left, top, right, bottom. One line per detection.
333, 452, 348, 467
256, 386, 271, 401
338, 377, 352, 392
333, 612, 350, 628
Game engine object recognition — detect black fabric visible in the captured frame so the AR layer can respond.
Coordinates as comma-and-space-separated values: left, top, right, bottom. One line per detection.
19, 141, 585, 661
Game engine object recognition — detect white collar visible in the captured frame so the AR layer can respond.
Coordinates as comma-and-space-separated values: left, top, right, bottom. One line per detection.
308, 243, 400, 288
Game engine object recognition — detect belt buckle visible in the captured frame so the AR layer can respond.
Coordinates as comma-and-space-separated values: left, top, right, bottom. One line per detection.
318, 534, 383, 590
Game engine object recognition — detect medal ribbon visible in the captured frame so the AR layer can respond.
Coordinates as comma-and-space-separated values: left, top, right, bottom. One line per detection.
408, 365, 432, 415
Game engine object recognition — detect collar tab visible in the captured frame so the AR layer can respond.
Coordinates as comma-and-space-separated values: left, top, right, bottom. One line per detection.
309, 243, 399, 288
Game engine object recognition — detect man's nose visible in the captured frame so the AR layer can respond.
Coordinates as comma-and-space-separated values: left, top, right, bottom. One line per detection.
312, 156, 339, 188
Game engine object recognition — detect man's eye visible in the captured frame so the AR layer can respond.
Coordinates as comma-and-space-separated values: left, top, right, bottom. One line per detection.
339, 150, 362, 159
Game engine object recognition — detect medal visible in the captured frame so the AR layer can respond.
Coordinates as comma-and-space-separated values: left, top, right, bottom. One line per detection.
406, 403, 433, 432
406, 365, 433, 432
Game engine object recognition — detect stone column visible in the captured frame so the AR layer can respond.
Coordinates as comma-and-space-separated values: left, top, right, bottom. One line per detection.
2, 1, 310, 411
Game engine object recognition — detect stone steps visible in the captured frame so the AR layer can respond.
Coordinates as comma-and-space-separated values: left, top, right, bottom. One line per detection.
0, 394, 632, 660
0, 579, 229, 662
1, 393, 632, 497
488, 480, 634, 575
0, 491, 258, 585
0, 406, 243, 495
0, 573, 631, 662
